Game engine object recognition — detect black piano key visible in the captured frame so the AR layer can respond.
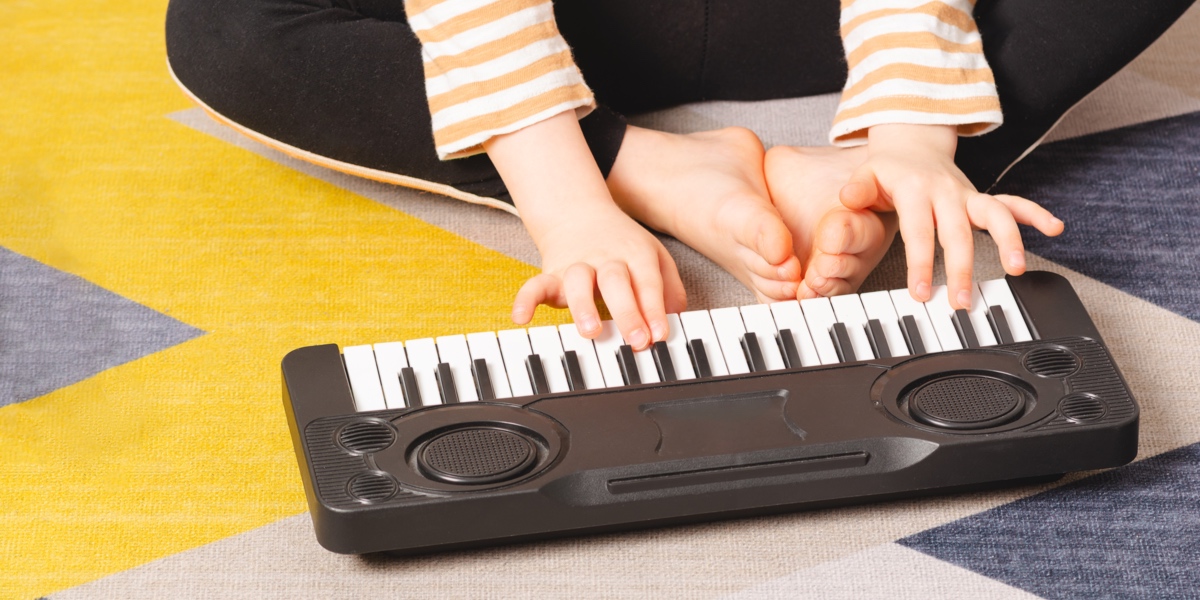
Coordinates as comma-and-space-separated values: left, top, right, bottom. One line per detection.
651, 341, 677, 382
740, 332, 768, 372
562, 350, 587, 391
988, 305, 1016, 345
525, 354, 551, 395
900, 315, 926, 355
471, 358, 495, 401
687, 339, 713, 379
617, 344, 641, 385
400, 366, 423, 407
866, 319, 891, 359
831, 322, 857, 362
952, 308, 981, 349
777, 328, 802, 369
435, 362, 460, 404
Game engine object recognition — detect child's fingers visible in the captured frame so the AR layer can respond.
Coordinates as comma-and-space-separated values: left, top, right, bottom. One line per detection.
966, 194, 1026, 276
562, 263, 601, 338
838, 163, 881, 211
895, 195, 936, 302
992, 194, 1065, 237
512, 273, 561, 324
934, 195, 975, 310
596, 261, 652, 351
629, 258, 669, 343
659, 250, 688, 315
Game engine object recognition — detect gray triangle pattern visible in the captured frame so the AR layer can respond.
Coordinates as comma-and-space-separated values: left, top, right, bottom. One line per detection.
0, 246, 205, 407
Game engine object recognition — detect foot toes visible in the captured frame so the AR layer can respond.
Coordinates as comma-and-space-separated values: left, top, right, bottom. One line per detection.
810, 252, 864, 282
739, 247, 802, 282
738, 203, 795, 266
815, 207, 886, 256
805, 271, 854, 297
748, 273, 799, 303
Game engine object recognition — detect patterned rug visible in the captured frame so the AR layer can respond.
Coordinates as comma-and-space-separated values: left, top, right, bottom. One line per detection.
3, 1, 1199, 598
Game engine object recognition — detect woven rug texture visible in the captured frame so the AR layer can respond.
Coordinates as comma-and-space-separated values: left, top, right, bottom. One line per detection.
2, 1, 1199, 598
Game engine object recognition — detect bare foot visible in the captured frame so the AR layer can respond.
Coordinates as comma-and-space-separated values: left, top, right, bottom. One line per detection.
764, 145, 899, 298
606, 126, 802, 303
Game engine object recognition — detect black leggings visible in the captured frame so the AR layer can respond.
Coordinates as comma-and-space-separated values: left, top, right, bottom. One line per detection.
165, 0, 1194, 205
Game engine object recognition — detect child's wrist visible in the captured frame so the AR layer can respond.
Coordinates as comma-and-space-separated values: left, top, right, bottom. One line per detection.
867, 123, 957, 158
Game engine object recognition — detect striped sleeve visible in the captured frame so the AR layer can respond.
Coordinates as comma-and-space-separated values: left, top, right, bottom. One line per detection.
406, 0, 596, 160
830, 0, 1003, 146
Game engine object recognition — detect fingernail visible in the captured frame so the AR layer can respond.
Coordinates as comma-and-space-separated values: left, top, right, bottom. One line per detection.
512, 306, 529, 322
957, 290, 972, 309
810, 275, 827, 289
777, 264, 793, 279
916, 281, 930, 301
781, 282, 798, 299
1051, 217, 1063, 227
650, 321, 667, 342
579, 316, 598, 334
628, 328, 648, 349
1008, 250, 1025, 270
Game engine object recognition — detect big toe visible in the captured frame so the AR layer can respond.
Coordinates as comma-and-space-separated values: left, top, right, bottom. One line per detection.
814, 207, 887, 256
735, 201, 795, 266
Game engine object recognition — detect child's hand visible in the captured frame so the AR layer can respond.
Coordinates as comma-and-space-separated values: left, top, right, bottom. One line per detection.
485, 111, 685, 349
513, 202, 685, 350
838, 124, 1064, 309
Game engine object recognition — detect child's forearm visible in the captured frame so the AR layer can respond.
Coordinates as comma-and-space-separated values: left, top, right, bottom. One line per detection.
483, 111, 613, 243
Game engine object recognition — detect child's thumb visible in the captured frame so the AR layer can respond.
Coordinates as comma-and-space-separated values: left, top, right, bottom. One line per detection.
838, 163, 879, 210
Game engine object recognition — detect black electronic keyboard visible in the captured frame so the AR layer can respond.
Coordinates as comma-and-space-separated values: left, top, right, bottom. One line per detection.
281, 271, 1138, 555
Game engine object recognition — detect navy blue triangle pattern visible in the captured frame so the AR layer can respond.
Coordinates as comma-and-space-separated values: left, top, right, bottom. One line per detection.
0, 246, 205, 407
993, 110, 1200, 323
899, 442, 1200, 599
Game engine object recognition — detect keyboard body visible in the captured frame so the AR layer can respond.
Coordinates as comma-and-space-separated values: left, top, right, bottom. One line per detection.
281, 272, 1138, 555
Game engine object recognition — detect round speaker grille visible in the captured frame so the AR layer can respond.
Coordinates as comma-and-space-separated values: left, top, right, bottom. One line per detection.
337, 420, 396, 454
420, 427, 536, 484
909, 376, 1025, 430
347, 471, 398, 502
1059, 393, 1107, 422
1024, 348, 1080, 378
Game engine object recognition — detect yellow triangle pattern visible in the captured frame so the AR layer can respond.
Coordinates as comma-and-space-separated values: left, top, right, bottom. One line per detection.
0, 0, 566, 596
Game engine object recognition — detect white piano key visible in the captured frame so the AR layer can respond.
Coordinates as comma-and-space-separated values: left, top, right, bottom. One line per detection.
528, 326, 571, 393
343, 345, 386, 412
593, 320, 627, 387
662, 314, 696, 380
497, 329, 535, 397
966, 285, 999, 347
403, 337, 444, 404
372, 341, 409, 409
739, 304, 787, 371
799, 297, 841, 364
978, 278, 1033, 342
859, 291, 910, 358
830, 294, 876, 360
889, 288, 943, 353
769, 301, 821, 367
466, 331, 513, 399
679, 310, 729, 377
923, 286, 965, 351
435, 334, 479, 402
709, 307, 751, 374
558, 324, 607, 389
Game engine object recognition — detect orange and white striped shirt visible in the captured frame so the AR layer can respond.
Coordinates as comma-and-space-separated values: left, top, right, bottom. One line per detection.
406, 0, 595, 159
405, 0, 1001, 160
831, 0, 1002, 145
